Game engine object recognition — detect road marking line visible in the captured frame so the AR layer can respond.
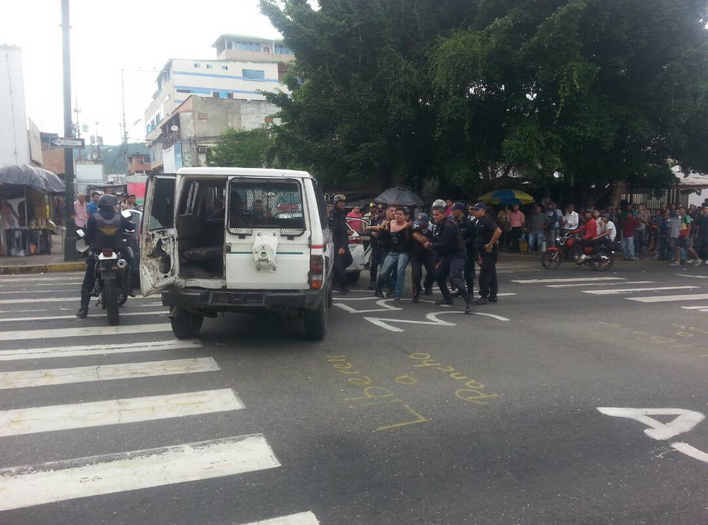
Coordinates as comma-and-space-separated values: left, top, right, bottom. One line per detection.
0, 302, 162, 315
0, 275, 81, 282
670, 442, 708, 464
0, 389, 243, 437
512, 277, 625, 284
583, 286, 700, 295
677, 274, 708, 279
547, 281, 655, 288
364, 309, 510, 332
0, 357, 219, 390
427, 311, 511, 323
0, 296, 155, 305
0, 434, 280, 511
680, 306, 708, 310
0, 339, 200, 362
334, 292, 516, 301
0, 323, 173, 341
627, 293, 708, 304
0, 311, 166, 323
0, 290, 77, 295
239, 512, 320, 525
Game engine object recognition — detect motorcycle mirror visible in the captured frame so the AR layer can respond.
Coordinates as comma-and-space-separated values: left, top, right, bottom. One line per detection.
121, 210, 132, 219
75, 239, 89, 253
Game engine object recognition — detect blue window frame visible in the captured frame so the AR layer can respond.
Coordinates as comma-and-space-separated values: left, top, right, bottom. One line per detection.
242, 69, 265, 81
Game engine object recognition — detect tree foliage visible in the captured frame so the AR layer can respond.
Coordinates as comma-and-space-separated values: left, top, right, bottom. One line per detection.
207, 127, 272, 168
260, 0, 708, 195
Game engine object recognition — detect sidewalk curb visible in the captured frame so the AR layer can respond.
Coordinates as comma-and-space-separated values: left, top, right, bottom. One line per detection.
0, 262, 86, 275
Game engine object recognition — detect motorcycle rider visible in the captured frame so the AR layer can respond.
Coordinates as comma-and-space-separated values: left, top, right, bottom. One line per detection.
76, 194, 135, 319
571, 209, 597, 263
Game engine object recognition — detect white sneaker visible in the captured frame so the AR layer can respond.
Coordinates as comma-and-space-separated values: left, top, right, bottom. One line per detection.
693, 259, 703, 267
670, 261, 680, 266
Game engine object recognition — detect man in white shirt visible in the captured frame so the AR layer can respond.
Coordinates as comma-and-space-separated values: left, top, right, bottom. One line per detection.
594, 213, 616, 251
562, 204, 579, 236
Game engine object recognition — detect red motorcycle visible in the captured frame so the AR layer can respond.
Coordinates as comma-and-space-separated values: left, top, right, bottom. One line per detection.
541, 232, 616, 271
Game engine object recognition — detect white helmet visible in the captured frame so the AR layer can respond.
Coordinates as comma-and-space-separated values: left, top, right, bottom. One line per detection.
432, 199, 446, 209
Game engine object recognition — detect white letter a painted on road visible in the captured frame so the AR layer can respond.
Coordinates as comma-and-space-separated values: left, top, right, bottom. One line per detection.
597, 407, 705, 441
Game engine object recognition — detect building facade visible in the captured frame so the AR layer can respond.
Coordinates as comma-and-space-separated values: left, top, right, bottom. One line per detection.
144, 34, 293, 171
159, 95, 279, 171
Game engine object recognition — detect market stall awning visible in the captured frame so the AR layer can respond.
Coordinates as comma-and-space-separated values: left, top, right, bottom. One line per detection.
0, 164, 65, 195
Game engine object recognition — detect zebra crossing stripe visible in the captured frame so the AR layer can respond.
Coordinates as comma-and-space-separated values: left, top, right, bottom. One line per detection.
0, 296, 157, 305
0, 310, 165, 323
239, 512, 320, 525
546, 281, 655, 288
627, 293, 708, 304
681, 306, 708, 310
0, 275, 82, 282
0, 339, 200, 362
0, 357, 219, 390
0, 434, 280, 512
0, 302, 162, 314
0, 289, 77, 295
582, 286, 699, 295
0, 389, 244, 437
511, 277, 625, 284
0, 323, 173, 341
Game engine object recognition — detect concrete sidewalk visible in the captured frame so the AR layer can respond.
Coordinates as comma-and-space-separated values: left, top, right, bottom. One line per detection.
0, 253, 85, 275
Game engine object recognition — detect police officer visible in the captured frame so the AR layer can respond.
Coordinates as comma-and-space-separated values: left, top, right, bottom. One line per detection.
76, 194, 135, 318
426, 205, 474, 315
451, 202, 477, 296
410, 213, 436, 303
470, 203, 502, 305
330, 194, 353, 295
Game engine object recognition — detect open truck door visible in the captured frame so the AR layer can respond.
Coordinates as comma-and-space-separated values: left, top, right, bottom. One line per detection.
140, 174, 178, 296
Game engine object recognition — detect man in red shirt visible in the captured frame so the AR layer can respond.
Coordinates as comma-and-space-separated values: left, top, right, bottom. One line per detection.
571, 209, 597, 262
621, 213, 641, 261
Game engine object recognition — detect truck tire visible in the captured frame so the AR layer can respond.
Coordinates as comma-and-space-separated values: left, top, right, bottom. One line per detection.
170, 307, 204, 339
104, 279, 120, 326
304, 298, 328, 341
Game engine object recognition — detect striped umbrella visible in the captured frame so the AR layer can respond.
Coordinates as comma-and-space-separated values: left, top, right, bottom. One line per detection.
478, 189, 535, 206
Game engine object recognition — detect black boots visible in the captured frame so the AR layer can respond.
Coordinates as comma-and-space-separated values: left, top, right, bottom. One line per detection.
464, 302, 475, 315
76, 293, 90, 319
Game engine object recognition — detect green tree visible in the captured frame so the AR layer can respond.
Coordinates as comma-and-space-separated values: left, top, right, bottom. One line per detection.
207, 127, 272, 168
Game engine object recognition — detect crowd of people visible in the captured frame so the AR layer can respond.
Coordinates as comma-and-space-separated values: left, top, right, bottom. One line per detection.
72, 191, 137, 230
329, 196, 503, 315
496, 200, 708, 266
327, 196, 708, 311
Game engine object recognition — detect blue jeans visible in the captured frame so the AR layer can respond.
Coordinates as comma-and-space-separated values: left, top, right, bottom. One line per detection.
379, 252, 410, 298
622, 236, 636, 260
528, 232, 544, 251
634, 229, 646, 253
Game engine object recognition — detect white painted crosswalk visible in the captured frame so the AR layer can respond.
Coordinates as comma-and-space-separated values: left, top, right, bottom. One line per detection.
627, 293, 708, 303
0, 323, 173, 341
546, 281, 654, 288
512, 277, 626, 284
0, 357, 220, 389
0, 434, 281, 512
582, 286, 699, 295
0, 389, 244, 437
0, 278, 314, 522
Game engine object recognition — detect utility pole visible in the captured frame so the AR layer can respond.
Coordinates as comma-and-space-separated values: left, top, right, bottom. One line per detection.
121, 68, 129, 175
61, 0, 79, 261
74, 95, 82, 161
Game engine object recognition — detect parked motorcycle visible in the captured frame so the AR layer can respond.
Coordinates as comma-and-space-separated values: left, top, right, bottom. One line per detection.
541, 232, 616, 271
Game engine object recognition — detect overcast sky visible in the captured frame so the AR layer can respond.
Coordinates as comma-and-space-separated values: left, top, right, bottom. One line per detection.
1, 0, 282, 145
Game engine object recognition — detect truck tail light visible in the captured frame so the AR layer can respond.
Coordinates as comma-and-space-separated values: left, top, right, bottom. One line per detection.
309, 254, 324, 290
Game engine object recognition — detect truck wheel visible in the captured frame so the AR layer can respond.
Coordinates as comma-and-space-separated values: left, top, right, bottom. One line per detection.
304, 298, 328, 341
170, 307, 204, 339
104, 279, 120, 326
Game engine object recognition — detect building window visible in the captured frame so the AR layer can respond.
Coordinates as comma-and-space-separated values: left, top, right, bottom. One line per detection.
206, 64, 213, 69
227, 93, 233, 99
194, 63, 201, 68
242, 69, 265, 81
177, 89, 192, 93
263, 46, 271, 53
212, 92, 220, 98
236, 41, 260, 52
222, 65, 229, 70
275, 44, 292, 55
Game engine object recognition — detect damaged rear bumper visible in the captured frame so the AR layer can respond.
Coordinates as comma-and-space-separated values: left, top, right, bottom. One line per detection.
161, 287, 326, 313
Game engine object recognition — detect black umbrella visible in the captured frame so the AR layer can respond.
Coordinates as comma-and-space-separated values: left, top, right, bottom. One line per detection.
374, 187, 424, 207
0, 165, 65, 194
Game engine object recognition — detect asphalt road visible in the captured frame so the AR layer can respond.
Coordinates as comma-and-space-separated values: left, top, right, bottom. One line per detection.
0, 258, 706, 525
